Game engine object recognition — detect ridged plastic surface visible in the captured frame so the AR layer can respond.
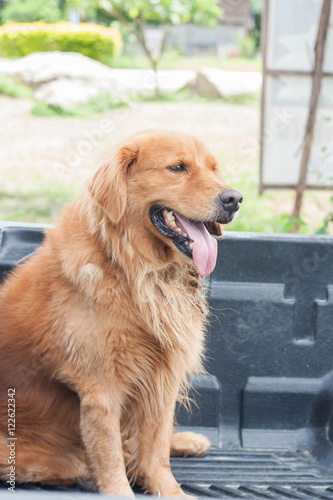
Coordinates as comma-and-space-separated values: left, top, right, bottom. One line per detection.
2, 449, 333, 498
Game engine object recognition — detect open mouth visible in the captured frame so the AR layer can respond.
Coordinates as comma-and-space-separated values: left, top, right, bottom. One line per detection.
149, 205, 218, 276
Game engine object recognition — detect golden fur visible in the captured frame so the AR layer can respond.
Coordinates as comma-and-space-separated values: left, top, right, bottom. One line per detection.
0, 130, 237, 497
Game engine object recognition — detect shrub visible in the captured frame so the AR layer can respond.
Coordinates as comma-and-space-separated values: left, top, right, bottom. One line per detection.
0, 21, 122, 63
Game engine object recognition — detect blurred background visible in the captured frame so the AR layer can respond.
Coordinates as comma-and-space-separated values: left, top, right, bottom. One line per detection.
0, 0, 332, 235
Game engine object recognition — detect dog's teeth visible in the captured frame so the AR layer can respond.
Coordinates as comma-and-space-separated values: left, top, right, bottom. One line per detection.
163, 209, 189, 237
164, 210, 176, 224
189, 242, 194, 250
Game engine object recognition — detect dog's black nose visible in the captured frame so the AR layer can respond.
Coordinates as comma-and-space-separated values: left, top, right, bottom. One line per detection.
219, 190, 243, 213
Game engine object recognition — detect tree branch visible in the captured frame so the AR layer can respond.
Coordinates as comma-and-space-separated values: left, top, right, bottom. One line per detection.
160, 25, 170, 59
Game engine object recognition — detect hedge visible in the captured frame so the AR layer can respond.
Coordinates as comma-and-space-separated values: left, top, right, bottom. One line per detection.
0, 22, 122, 63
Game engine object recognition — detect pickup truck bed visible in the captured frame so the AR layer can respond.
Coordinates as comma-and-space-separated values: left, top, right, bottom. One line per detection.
1, 223, 333, 499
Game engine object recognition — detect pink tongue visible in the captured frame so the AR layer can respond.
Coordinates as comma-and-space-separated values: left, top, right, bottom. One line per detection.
174, 213, 218, 276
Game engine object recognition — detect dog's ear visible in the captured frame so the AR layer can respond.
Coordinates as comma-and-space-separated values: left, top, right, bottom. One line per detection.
204, 221, 223, 237
88, 144, 138, 224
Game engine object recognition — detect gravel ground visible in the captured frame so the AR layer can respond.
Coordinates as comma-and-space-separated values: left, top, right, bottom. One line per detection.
0, 96, 258, 183
0, 95, 331, 232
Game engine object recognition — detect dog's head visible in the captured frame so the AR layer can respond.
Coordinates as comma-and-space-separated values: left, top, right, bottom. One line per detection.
88, 130, 242, 276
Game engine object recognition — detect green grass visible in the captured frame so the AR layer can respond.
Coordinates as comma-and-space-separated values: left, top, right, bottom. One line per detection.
0, 176, 81, 223
31, 91, 130, 118
30, 101, 71, 118
223, 92, 260, 106
135, 88, 260, 107
1, 169, 329, 234
0, 75, 33, 99
316, 196, 333, 234
224, 171, 319, 235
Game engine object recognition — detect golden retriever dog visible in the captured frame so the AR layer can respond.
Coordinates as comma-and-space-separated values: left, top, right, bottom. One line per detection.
0, 130, 242, 497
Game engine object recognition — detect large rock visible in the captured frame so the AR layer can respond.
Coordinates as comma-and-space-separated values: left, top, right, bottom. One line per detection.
0, 51, 120, 87
189, 67, 262, 98
34, 78, 119, 109
0, 52, 127, 108
106, 68, 195, 95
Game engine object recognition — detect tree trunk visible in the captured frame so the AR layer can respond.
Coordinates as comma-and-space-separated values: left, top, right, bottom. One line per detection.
136, 16, 160, 97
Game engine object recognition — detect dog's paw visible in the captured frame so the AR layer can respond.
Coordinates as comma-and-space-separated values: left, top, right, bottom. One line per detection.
170, 431, 211, 457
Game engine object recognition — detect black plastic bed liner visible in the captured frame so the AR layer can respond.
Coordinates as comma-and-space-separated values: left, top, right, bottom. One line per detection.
1, 223, 333, 499
2, 449, 333, 498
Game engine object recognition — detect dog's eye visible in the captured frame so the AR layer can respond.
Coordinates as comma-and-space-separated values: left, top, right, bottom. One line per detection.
168, 165, 187, 173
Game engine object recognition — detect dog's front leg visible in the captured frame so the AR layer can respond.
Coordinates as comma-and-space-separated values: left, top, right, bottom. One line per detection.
79, 394, 134, 497
137, 398, 191, 498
